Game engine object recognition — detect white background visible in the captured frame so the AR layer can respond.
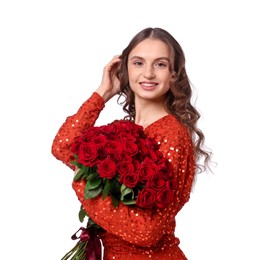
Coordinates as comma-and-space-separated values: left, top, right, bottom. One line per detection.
1, 0, 266, 259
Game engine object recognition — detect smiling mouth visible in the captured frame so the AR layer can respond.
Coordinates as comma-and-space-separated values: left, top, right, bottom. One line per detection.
139, 82, 158, 89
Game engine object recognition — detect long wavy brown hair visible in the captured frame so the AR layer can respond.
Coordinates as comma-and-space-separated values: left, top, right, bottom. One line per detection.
117, 27, 212, 173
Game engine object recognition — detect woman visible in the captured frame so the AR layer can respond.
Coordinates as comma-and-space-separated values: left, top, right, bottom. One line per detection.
52, 27, 211, 259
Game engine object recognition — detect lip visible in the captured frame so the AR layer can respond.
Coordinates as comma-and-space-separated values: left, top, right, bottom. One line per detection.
139, 81, 158, 90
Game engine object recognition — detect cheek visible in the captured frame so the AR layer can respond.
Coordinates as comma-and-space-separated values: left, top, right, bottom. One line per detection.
128, 66, 138, 76
128, 69, 140, 85
161, 72, 173, 84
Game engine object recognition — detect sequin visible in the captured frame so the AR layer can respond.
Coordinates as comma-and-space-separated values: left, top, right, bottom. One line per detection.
52, 92, 195, 260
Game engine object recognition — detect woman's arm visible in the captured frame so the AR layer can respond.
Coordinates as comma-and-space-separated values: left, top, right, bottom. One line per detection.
51, 92, 105, 169
51, 56, 122, 168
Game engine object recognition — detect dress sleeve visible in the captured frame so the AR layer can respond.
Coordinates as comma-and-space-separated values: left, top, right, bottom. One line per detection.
72, 122, 195, 247
51, 92, 105, 169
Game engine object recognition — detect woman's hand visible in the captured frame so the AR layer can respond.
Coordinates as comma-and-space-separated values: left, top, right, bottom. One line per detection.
96, 55, 122, 102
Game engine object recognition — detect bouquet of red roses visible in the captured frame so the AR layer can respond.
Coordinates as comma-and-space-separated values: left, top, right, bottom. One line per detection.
62, 120, 175, 260
71, 119, 175, 209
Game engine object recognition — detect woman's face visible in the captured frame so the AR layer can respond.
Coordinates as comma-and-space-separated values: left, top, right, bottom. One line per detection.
127, 38, 173, 103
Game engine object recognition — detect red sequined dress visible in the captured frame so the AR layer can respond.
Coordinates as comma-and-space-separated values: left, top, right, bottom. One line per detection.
52, 92, 195, 260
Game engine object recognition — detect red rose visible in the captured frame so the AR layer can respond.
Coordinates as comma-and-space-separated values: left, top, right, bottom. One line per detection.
147, 149, 158, 161
81, 127, 101, 142
157, 159, 174, 180
138, 157, 158, 183
71, 140, 80, 154
104, 140, 123, 158
99, 124, 116, 136
114, 120, 142, 138
119, 153, 132, 162
136, 188, 156, 208
123, 141, 138, 157
145, 137, 159, 150
120, 172, 139, 188
117, 161, 134, 176
156, 188, 174, 208
125, 121, 144, 138
136, 140, 149, 159
93, 135, 107, 147
119, 133, 136, 143
147, 173, 166, 191
97, 157, 117, 179
77, 142, 98, 167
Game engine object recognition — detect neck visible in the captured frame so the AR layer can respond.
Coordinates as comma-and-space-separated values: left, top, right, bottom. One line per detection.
134, 98, 168, 128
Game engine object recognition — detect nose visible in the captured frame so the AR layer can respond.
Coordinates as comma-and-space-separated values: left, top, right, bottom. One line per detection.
143, 65, 155, 79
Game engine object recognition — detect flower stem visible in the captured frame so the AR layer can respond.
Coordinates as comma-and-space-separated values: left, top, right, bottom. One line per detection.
61, 241, 86, 260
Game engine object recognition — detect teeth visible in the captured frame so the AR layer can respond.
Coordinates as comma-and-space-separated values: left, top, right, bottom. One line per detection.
142, 83, 156, 87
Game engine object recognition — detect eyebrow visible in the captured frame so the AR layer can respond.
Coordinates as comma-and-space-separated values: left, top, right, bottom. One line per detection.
129, 55, 171, 62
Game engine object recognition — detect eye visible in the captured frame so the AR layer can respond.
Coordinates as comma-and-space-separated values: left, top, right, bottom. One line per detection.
133, 60, 143, 66
155, 61, 167, 68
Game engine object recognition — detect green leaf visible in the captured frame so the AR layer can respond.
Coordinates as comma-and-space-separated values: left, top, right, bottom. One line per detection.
78, 206, 87, 223
122, 199, 136, 205
81, 163, 89, 171
120, 184, 128, 192
110, 179, 120, 194
74, 168, 86, 181
102, 179, 111, 199
120, 186, 134, 201
91, 170, 99, 179
86, 177, 102, 190
111, 194, 119, 207
84, 186, 102, 199
85, 169, 98, 181
88, 165, 97, 175
71, 160, 82, 168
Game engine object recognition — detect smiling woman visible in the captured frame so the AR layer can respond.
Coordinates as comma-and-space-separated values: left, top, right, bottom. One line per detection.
51, 27, 212, 260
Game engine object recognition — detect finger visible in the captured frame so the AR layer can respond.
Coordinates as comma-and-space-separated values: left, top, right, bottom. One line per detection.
109, 55, 121, 64
105, 56, 121, 72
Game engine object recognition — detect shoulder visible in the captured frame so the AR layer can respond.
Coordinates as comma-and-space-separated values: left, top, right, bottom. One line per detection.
147, 114, 192, 148
164, 115, 188, 135
158, 115, 190, 139
164, 115, 192, 148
